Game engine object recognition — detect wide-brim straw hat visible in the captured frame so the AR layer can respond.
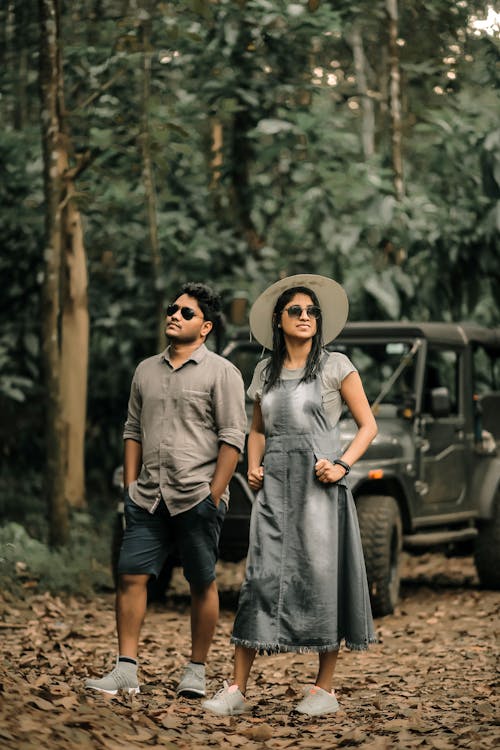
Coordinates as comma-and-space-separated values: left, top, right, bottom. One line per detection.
249, 274, 349, 350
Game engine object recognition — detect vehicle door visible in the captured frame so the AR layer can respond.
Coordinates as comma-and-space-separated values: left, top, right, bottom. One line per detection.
417, 346, 468, 510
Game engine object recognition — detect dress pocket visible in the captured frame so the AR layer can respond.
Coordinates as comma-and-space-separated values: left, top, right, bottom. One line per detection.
311, 433, 340, 463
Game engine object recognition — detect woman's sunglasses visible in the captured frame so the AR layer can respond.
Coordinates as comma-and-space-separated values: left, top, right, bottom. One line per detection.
283, 304, 321, 320
166, 304, 200, 321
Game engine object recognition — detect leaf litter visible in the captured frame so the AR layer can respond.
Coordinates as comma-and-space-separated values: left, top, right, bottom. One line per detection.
0, 553, 498, 749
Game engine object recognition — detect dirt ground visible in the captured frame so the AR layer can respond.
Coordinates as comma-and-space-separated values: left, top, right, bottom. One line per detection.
0, 553, 498, 750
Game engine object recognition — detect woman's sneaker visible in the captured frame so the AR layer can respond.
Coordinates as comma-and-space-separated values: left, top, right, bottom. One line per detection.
85, 660, 140, 695
202, 681, 250, 716
294, 685, 339, 716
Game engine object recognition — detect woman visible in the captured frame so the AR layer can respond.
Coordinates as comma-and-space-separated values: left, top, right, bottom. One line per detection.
203, 274, 378, 717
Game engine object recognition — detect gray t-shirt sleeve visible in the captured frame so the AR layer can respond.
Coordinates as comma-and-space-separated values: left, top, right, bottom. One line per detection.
247, 358, 270, 402
321, 352, 358, 427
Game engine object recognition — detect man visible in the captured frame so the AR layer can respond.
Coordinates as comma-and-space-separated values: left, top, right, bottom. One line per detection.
86, 283, 246, 697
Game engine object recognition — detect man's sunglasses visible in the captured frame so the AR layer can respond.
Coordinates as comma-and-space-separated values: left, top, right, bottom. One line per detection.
283, 304, 321, 320
166, 304, 201, 321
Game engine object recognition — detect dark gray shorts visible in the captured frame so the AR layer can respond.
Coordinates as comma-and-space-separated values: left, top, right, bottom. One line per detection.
117, 491, 226, 588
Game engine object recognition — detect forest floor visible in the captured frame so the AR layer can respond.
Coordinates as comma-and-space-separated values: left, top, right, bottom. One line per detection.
0, 553, 498, 750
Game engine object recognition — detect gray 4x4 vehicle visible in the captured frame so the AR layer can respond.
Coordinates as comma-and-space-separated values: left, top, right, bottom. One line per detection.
113, 322, 500, 616
223, 322, 500, 617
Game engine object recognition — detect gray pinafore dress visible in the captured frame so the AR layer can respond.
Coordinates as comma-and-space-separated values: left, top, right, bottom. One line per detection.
231, 364, 376, 653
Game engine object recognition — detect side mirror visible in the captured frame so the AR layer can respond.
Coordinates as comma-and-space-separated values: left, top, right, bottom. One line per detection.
430, 386, 451, 417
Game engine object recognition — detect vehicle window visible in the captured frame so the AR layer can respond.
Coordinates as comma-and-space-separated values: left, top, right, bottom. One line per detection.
423, 348, 459, 414
473, 344, 499, 394
329, 341, 416, 406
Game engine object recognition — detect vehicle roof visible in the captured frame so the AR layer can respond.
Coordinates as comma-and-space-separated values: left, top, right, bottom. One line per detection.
338, 322, 500, 352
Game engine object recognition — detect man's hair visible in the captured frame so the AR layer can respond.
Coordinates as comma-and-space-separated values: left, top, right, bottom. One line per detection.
173, 282, 221, 324
172, 281, 224, 339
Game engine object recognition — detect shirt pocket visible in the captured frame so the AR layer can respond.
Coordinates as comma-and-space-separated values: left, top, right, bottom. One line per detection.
180, 389, 212, 427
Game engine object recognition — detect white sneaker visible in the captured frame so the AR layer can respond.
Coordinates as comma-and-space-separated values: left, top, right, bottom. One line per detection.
294, 685, 339, 716
202, 681, 250, 716
176, 662, 206, 697
85, 660, 140, 695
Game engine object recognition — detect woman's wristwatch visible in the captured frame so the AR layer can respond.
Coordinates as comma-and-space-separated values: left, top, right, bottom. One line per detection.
333, 458, 351, 475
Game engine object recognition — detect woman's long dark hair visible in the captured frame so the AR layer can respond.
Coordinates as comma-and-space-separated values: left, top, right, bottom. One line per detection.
263, 286, 324, 392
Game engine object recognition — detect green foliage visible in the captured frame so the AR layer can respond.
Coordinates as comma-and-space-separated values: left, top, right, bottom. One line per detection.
0, 129, 43, 403
0, 0, 498, 553
0, 128, 45, 465
0, 518, 114, 596
0, 464, 115, 595
392, 82, 500, 321
0, 467, 114, 596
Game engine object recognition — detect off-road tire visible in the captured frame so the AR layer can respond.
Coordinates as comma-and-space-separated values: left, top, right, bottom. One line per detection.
356, 495, 402, 617
474, 487, 500, 589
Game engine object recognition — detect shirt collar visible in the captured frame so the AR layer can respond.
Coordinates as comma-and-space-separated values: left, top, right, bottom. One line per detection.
161, 342, 209, 367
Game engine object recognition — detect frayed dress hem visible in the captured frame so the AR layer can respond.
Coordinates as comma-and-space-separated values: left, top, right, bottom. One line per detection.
230, 635, 378, 655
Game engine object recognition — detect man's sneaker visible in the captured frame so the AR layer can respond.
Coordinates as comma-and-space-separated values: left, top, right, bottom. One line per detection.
176, 662, 206, 697
294, 685, 339, 716
85, 660, 140, 695
202, 681, 250, 716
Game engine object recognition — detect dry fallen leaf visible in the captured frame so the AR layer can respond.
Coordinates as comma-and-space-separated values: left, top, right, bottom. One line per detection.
26, 696, 58, 711
54, 695, 80, 709
0, 554, 498, 750
243, 723, 274, 741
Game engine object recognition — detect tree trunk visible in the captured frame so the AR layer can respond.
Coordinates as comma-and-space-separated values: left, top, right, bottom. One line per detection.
39, 0, 90, 536
38, 0, 68, 546
386, 0, 404, 200
349, 23, 375, 160
139, 2, 164, 352
61, 195, 89, 509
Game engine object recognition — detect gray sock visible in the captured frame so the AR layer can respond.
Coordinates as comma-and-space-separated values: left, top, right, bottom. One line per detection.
118, 656, 137, 666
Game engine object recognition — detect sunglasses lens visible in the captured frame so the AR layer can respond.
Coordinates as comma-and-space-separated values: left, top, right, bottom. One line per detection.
166, 304, 197, 320
285, 305, 321, 319
308, 306, 321, 319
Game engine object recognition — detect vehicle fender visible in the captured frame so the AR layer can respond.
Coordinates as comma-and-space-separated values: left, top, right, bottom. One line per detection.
473, 457, 500, 520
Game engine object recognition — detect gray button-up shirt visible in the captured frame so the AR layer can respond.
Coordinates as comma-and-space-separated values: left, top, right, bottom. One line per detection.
123, 343, 246, 515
